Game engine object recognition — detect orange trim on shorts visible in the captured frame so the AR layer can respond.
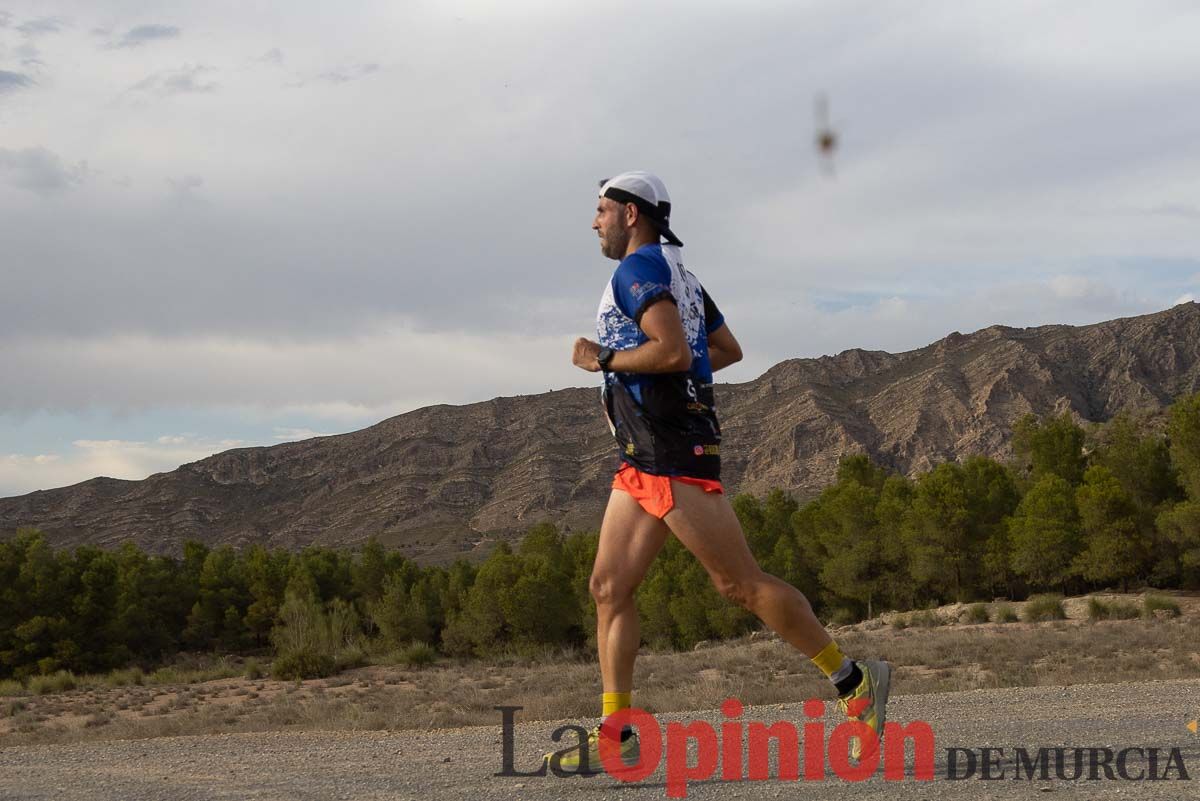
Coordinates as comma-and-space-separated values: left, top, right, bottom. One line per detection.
611, 463, 724, 519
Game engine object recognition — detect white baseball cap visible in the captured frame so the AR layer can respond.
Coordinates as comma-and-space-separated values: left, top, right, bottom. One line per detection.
598, 171, 683, 247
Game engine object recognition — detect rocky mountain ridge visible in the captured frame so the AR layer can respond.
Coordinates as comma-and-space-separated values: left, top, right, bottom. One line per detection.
3, 303, 1198, 562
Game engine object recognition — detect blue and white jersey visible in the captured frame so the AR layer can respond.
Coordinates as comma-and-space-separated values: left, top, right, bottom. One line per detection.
596, 243, 725, 479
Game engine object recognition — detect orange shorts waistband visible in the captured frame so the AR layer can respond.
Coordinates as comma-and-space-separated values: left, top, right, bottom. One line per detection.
612, 463, 724, 519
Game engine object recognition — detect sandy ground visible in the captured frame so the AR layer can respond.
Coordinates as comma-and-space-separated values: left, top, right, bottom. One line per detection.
2, 678, 1199, 800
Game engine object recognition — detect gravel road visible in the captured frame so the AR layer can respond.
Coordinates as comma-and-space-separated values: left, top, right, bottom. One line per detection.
2, 679, 1198, 800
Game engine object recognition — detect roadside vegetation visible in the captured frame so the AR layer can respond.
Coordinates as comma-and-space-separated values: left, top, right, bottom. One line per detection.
0, 595, 1196, 745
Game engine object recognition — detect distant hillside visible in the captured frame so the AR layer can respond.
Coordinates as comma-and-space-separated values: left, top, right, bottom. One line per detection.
3, 303, 1199, 562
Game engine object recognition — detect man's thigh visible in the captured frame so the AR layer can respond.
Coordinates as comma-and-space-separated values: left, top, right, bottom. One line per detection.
663, 481, 760, 582
593, 489, 671, 595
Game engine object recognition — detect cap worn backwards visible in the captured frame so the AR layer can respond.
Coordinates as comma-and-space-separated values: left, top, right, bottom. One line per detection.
598, 171, 683, 247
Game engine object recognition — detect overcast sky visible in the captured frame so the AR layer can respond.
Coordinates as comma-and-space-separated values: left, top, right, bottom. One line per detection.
2, 0, 1199, 496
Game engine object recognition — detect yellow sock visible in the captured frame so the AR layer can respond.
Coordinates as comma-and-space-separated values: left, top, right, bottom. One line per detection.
602, 691, 632, 718
810, 640, 847, 678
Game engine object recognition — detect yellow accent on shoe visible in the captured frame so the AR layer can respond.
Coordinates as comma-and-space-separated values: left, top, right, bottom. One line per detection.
810, 640, 847, 678
542, 725, 640, 775
836, 659, 891, 762
603, 691, 632, 718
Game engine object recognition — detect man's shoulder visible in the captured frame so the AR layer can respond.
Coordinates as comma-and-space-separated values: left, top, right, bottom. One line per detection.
618, 243, 668, 269
615, 244, 670, 282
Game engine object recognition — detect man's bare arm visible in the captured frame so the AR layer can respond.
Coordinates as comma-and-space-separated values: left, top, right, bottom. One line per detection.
707, 323, 743, 372
572, 300, 692, 373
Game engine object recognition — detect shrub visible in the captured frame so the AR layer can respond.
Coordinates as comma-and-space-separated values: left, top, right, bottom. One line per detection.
334, 645, 366, 672
1087, 597, 1141, 621
270, 590, 362, 680
993, 604, 1019, 623
146, 657, 239, 686
0, 679, 26, 697
84, 711, 113, 728
106, 667, 145, 687
964, 603, 990, 624
1143, 594, 1181, 618
1112, 601, 1141, 619
271, 650, 336, 681
439, 614, 477, 657
148, 667, 180, 685
889, 615, 909, 630
909, 610, 942, 628
397, 642, 437, 668
1023, 595, 1066, 622
28, 670, 76, 695
243, 658, 264, 680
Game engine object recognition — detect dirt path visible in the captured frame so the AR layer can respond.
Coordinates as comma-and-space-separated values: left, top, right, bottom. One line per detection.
2, 679, 1199, 800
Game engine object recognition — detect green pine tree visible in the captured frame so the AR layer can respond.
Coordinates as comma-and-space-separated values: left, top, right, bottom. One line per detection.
1013, 412, 1086, 485
1009, 474, 1082, 590
1073, 466, 1147, 590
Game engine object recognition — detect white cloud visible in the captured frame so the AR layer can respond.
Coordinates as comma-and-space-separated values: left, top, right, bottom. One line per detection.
1175, 294, 1195, 306
1, 434, 245, 496
2, 453, 60, 466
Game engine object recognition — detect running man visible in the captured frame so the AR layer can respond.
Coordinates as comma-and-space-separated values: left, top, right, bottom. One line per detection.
548, 171, 890, 772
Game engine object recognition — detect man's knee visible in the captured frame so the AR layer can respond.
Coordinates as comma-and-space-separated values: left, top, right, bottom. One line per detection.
713, 571, 767, 609
589, 572, 634, 607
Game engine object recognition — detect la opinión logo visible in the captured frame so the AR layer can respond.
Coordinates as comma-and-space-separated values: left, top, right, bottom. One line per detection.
494, 701, 1194, 797
495, 698, 936, 798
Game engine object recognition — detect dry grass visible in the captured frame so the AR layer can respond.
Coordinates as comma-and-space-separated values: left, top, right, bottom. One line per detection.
963, 603, 990, 624
1144, 594, 1182, 618
2, 592, 1197, 747
27, 671, 77, 695
147, 656, 242, 686
1087, 596, 1141, 620
994, 604, 1019, 623
1022, 594, 1067, 622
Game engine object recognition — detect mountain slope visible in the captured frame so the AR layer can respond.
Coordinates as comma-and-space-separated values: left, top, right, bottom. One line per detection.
3, 303, 1199, 561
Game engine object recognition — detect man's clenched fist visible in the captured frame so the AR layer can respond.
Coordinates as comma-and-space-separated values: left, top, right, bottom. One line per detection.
572, 337, 602, 372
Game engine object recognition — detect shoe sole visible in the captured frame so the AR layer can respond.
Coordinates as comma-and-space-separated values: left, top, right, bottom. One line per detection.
869, 659, 891, 731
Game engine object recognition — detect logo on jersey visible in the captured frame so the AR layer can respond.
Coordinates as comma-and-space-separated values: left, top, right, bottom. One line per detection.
630, 281, 668, 302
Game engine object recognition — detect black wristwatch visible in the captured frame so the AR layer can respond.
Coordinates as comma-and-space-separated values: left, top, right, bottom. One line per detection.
596, 347, 615, 371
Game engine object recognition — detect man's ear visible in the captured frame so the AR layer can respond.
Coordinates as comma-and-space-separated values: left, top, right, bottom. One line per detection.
623, 202, 639, 228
